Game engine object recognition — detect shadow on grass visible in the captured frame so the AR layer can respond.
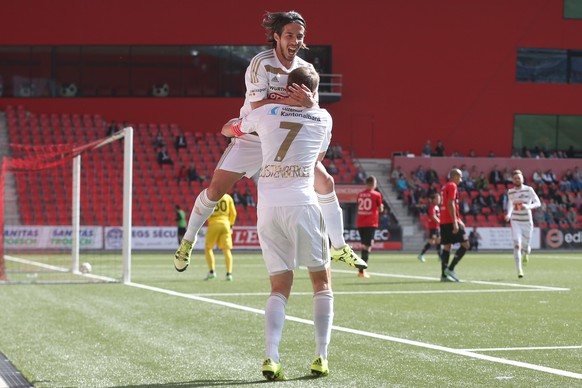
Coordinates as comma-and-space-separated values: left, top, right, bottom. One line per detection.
113, 374, 320, 387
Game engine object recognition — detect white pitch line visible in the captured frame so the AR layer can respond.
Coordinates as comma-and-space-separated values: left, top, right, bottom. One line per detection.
462, 345, 582, 352
332, 269, 570, 291
191, 289, 565, 297
4, 255, 117, 282
126, 281, 582, 380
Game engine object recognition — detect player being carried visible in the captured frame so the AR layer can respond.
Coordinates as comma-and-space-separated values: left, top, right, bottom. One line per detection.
174, 10, 366, 272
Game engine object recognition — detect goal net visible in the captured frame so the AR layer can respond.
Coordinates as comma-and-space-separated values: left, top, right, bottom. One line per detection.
1, 127, 133, 284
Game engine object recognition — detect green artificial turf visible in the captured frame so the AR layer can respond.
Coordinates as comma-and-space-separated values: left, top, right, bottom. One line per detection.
1, 252, 581, 387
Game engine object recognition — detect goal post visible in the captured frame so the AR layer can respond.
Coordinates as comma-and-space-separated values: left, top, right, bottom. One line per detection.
1, 126, 133, 284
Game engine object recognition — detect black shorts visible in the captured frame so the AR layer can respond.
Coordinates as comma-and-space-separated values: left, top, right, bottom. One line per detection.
429, 228, 440, 239
440, 223, 468, 245
358, 227, 376, 246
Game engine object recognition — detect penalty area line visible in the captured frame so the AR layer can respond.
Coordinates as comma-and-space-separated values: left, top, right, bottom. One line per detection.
126, 281, 582, 380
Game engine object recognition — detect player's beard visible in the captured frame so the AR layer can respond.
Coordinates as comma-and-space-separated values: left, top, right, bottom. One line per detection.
278, 43, 298, 65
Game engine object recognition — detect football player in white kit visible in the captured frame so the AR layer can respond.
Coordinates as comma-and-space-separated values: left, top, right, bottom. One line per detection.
223, 67, 333, 380
505, 169, 541, 278
174, 11, 365, 272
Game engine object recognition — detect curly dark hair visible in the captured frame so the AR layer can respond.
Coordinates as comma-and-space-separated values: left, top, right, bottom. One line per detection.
262, 10, 307, 48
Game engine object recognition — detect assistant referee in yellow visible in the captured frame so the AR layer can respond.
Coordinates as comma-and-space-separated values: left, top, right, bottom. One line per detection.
204, 193, 237, 281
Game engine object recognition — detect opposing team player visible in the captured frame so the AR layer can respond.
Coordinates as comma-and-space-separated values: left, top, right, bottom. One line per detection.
505, 169, 541, 278
439, 168, 469, 282
417, 193, 442, 262
356, 176, 384, 278
174, 10, 365, 272
222, 67, 334, 380
203, 193, 237, 281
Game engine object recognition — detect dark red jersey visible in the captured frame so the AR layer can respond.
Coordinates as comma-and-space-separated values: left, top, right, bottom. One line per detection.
440, 181, 460, 225
356, 189, 383, 228
428, 203, 440, 229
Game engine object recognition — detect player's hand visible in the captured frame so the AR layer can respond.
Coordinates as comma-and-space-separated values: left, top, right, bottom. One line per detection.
453, 223, 459, 234
504, 215, 510, 222
287, 83, 317, 108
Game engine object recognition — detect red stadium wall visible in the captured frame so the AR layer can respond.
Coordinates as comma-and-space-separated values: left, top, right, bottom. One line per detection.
2, 0, 582, 158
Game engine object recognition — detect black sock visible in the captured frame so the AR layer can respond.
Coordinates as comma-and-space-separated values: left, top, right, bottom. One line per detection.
449, 246, 467, 271
420, 243, 430, 255
436, 244, 442, 257
441, 250, 450, 276
360, 250, 369, 273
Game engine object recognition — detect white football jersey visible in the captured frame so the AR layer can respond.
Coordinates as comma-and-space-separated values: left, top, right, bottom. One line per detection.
506, 184, 541, 223
237, 104, 332, 207
240, 49, 316, 117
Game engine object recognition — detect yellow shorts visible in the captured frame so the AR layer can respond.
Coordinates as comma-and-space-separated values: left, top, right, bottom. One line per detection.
205, 222, 233, 250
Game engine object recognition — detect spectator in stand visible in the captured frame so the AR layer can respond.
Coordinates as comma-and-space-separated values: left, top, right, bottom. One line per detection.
469, 149, 477, 158
176, 165, 188, 185
415, 165, 427, 183
153, 130, 165, 149
421, 140, 432, 157
468, 227, 481, 251
559, 173, 571, 192
485, 189, 498, 212
473, 191, 488, 212
566, 206, 578, 226
460, 197, 472, 217
571, 167, 582, 191
354, 167, 366, 184
331, 143, 343, 159
498, 189, 508, 214
106, 120, 118, 136
397, 173, 409, 200
379, 208, 391, 229
426, 168, 440, 185
187, 163, 203, 185
464, 171, 476, 192
157, 146, 174, 166
542, 169, 557, 185
327, 160, 338, 175
460, 165, 470, 182
531, 169, 543, 185
243, 188, 256, 207
503, 168, 513, 186
231, 188, 242, 205
489, 165, 503, 188
576, 192, 582, 212
391, 166, 402, 186
475, 171, 489, 191
434, 140, 445, 157
488, 151, 496, 158
175, 132, 188, 152
511, 150, 521, 158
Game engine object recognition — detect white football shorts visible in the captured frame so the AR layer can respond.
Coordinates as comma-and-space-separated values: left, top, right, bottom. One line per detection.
511, 220, 533, 250
257, 204, 330, 275
216, 134, 262, 178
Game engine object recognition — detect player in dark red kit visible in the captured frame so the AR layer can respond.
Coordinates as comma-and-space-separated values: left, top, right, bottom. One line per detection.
417, 193, 442, 262
356, 176, 384, 278
439, 168, 470, 282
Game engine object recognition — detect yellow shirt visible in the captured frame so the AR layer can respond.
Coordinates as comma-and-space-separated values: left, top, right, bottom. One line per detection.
208, 194, 237, 227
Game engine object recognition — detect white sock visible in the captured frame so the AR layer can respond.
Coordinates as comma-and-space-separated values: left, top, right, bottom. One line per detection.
317, 192, 346, 249
184, 189, 217, 242
265, 293, 287, 363
313, 290, 334, 359
514, 247, 522, 273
